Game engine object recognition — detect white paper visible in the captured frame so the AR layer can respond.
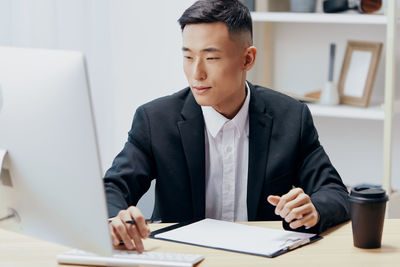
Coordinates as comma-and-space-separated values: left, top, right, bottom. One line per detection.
343, 50, 372, 98
155, 219, 316, 256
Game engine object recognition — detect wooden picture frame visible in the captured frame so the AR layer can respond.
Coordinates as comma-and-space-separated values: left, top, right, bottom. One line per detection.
338, 41, 383, 107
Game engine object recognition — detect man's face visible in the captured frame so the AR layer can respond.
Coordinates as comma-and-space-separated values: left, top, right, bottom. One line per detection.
182, 22, 248, 115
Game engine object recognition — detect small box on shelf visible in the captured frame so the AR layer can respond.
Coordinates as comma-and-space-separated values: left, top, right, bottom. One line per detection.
255, 0, 290, 12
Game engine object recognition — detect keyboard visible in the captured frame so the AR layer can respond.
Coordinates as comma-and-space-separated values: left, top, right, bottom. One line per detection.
57, 249, 204, 267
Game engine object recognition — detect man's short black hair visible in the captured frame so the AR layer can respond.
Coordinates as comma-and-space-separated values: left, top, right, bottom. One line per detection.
178, 0, 253, 44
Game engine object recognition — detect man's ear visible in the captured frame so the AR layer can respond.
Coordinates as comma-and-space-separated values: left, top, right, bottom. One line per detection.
243, 46, 257, 71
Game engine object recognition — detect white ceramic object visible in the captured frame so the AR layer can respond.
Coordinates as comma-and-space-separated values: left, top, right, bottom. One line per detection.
320, 81, 340, 105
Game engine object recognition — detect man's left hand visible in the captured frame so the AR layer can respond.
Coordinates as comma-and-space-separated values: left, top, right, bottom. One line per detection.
267, 188, 319, 229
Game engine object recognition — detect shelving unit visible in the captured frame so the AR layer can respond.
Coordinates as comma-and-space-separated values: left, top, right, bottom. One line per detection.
251, 1, 399, 217
251, 12, 389, 24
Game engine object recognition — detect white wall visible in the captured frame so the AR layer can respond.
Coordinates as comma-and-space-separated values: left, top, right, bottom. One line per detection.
0, 0, 114, 175
108, 0, 195, 217
0, 0, 195, 218
109, 0, 192, 156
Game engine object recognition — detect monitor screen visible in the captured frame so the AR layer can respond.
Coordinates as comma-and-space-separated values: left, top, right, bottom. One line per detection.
0, 46, 113, 256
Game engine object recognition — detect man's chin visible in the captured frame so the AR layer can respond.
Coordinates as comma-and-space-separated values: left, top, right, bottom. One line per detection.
192, 94, 213, 107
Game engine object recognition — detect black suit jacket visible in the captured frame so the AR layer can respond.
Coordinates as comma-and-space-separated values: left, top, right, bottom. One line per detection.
104, 82, 350, 233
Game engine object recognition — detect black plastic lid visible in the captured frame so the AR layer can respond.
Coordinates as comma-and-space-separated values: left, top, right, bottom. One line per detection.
348, 186, 388, 204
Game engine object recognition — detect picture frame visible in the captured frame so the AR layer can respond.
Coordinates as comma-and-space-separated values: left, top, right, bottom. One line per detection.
338, 40, 383, 107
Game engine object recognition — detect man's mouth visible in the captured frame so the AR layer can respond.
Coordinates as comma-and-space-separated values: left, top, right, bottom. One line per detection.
193, 86, 211, 94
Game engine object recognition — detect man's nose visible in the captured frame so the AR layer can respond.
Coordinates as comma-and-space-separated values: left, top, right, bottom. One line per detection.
193, 59, 207, 81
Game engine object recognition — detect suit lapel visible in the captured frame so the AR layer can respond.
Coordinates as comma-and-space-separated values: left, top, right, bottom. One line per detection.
247, 83, 273, 220
177, 91, 205, 221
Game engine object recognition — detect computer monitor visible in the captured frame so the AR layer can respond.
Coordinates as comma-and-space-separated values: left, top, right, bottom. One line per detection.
0, 46, 113, 256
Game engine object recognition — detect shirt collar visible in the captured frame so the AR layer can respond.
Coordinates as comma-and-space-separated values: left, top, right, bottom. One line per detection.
201, 82, 250, 138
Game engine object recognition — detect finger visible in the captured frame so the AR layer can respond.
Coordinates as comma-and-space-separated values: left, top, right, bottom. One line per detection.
111, 217, 134, 250
289, 211, 317, 229
114, 229, 123, 246
120, 209, 144, 253
275, 188, 304, 215
267, 195, 280, 206
109, 223, 121, 246
118, 211, 143, 251
304, 211, 319, 228
280, 193, 310, 219
128, 206, 151, 238
126, 223, 144, 253
285, 202, 313, 223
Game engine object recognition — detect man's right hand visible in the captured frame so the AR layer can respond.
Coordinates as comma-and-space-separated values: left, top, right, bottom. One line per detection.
108, 206, 151, 253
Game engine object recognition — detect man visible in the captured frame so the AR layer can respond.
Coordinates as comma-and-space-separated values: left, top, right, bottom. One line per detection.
104, 0, 350, 252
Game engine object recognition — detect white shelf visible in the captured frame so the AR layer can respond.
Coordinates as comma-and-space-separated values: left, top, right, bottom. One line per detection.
307, 103, 384, 120
251, 12, 388, 25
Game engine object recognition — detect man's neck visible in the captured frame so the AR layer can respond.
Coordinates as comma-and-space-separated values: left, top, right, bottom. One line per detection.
214, 83, 248, 120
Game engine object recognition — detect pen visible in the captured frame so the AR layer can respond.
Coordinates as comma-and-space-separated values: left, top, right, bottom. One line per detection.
125, 219, 153, 225
108, 218, 154, 224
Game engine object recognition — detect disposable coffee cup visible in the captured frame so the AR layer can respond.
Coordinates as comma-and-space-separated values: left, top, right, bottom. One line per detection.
349, 186, 388, 248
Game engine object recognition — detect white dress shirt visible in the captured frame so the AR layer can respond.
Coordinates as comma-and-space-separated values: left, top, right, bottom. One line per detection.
201, 83, 250, 222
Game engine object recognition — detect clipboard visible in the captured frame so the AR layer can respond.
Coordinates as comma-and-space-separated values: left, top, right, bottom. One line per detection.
150, 219, 322, 258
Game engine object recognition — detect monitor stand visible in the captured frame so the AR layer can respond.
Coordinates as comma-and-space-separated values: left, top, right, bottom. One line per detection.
0, 149, 11, 187
0, 149, 19, 223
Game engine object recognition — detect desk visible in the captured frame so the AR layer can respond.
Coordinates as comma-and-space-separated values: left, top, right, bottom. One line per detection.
0, 219, 399, 267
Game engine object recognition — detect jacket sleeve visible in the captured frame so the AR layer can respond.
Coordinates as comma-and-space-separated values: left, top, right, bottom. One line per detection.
103, 106, 156, 218
283, 103, 350, 233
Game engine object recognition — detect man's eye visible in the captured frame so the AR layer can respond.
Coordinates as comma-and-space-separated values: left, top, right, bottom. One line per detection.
184, 56, 192, 60
207, 57, 219, 60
